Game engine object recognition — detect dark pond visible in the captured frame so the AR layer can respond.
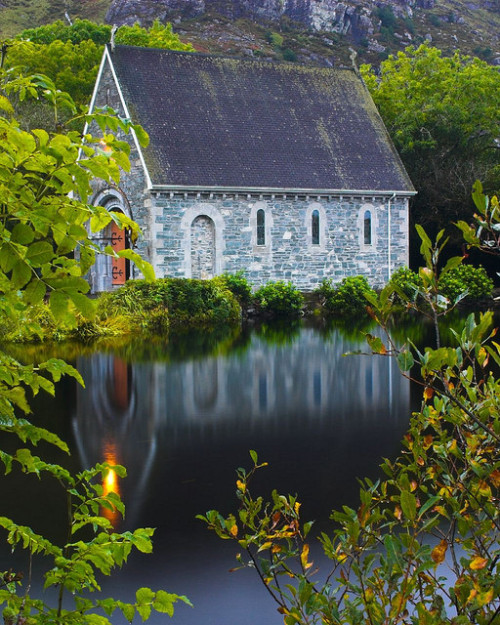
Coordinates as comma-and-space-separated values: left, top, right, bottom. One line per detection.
2, 320, 423, 624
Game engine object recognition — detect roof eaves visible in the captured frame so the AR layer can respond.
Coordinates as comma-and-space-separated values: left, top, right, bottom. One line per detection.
149, 184, 417, 197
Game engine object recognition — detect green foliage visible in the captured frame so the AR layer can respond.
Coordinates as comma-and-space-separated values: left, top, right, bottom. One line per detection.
5, 20, 193, 109
220, 271, 253, 308
388, 266, 423, 302
114, 20, 193, 51
439, 263, 493, 301
282, 48, 298, 62
457, 180, 500, 261
201, 204, 500, 624
6, 38, 103, 111
376, 5, 397, 31
19, 19, 111, 44
316, 275, 375, 317
254, 281, 304, 317
0, 70, 189, 623
103, 277, 241, 330
360, 45, 500, 238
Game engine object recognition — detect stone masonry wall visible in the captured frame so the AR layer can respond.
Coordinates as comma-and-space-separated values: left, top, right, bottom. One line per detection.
148, 191, 409, 290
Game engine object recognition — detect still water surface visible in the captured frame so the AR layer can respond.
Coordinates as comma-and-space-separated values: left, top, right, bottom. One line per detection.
5, 323, 417, 624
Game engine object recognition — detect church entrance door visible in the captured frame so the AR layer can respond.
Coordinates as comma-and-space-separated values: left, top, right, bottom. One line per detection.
110, 220, 127, 286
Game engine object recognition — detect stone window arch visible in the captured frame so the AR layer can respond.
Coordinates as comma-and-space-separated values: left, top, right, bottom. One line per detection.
359, 203, 376, 249
191, 214, 216, 279
250, 202, 273, 251
305, 202, 326, 250
180, 204, 225, 278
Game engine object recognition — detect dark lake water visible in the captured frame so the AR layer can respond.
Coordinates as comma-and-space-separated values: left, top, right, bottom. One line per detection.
2, 321, 420, 624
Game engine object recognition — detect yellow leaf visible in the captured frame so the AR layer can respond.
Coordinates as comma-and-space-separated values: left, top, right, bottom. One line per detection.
477, 588, 494, 607
230, 524, 238, 537
294, 501, 301, 515
358, 503, 370, 526
423, 435, 433, 449
301, 544, 312, 570
467, 588, 477, 604
470, 556, 488, 570
236, 480, 246, 492
489, 469, 500, 488
477, 480, 492, 498
431, 539, 448, 564
257, 541, 272, 552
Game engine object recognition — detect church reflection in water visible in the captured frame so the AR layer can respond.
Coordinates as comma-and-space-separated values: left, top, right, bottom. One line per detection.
72, 327, 410, 527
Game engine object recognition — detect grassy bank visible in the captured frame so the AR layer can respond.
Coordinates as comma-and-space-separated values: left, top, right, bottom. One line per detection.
2, 267, 496, 345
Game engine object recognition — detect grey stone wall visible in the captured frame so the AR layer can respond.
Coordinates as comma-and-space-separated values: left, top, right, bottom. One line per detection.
148, 191, 409, 290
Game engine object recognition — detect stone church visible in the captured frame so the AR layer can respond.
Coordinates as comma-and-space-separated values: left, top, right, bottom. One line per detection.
87, 44, 415, 292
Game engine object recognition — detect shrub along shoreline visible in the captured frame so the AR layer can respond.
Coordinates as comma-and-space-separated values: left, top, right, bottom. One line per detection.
2, 266, 497, 345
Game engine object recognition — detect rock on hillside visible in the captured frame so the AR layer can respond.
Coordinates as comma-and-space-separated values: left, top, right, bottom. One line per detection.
1, 0, 498, 66
105, 0, 499, 57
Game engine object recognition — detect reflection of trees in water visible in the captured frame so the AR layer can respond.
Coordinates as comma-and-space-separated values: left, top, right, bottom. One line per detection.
73, 326, 410, 436
70, 327, 411, 528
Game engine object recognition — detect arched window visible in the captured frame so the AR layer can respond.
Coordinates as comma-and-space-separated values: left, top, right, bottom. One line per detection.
311, 209, 320, 245
257, 209, 265, 246
363, 210, 372, 245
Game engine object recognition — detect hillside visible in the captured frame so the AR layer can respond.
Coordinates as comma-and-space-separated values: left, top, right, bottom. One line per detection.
0, 0, 499, 68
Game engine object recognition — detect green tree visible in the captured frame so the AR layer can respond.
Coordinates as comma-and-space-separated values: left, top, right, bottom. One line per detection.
0, 70, 189, 623
18, 19, 111, 45
199, 191, 499, 624
361, 45, 500, 259
3, 20, 193, 109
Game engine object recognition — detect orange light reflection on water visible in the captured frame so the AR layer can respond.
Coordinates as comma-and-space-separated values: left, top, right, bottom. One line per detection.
102, 442, 121, 526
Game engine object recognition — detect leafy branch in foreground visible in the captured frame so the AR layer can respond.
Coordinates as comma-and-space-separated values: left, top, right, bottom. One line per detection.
0, 70, 190, 623
199, 197, 499, 624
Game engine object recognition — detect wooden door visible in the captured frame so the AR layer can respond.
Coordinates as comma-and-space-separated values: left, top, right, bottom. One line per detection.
111, 220, 126, 285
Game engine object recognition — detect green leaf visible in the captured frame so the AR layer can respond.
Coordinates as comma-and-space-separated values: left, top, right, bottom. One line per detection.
11, 260, 32, 289
397, 348, 414, 371
69, 292, 96, 319
26, 241, 54, 267
22, 279, 46, 305
0, 243, 18, 273
441, 255, 463, 276
400, 490, 417, 521
119, 602, 135, 623
132, 124, 149, 147
136, 587, 155, 605
365, 334, 387, 355
49, 291, 69, 321
153, 590, 176, 616
11, 223, 35, 245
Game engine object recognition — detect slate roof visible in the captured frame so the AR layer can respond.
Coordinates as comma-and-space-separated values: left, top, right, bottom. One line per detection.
106, 45, 414, 193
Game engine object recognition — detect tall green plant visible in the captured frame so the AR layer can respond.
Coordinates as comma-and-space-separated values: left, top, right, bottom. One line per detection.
199, 209, 499, 623
0, 70, 189, 622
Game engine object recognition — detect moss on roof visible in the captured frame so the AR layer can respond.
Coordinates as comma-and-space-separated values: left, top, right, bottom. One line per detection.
107, 45, 414, 192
